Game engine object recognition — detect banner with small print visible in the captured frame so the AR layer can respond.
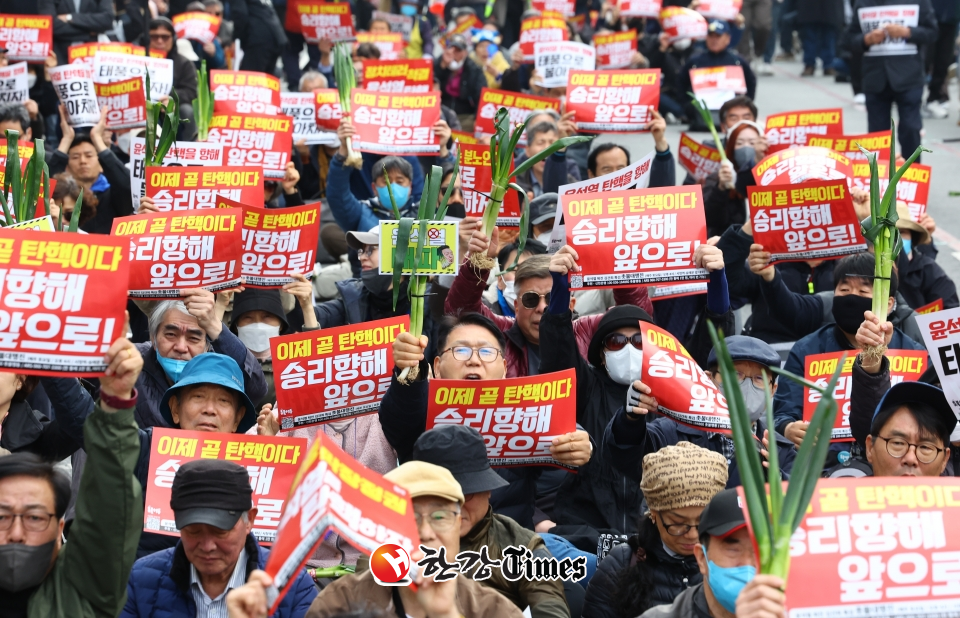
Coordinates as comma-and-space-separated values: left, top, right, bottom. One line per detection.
807, 130, 891, 161
451, 130, 479, 144
67, 42, 149, 66
92, 52, 174, 102
659, 7, 708, 42
130, 137, 225, 210
95, 77, 146, 130
621, 0, 662, 18
425, 370, 578, 470
916, 298, 944, 315
378, 220, 459, 275
208, 113, 293, 179
648, 282, 709, 300
689, 65, 746, 110
858, 4, 920, 57
313, 88, 342, 131
519, 14, 568, 61
271, 316, 408, 429
562, 185, 709, 289
145, 165, 263, 212
802, 351, 926, 441
298, 1, 354, 43
0, 62, 29, 104
534, 41, 596, 88
695, 0, 743, 20
0, 14, 52, 62
531, 0, 576, 15
742, 477, 960, 617
752, 147, 854, 186
678, 133, 722, 182
143, 428, 307, 544
349, 90, 440, 156
747, 180, 867, 262
763, 108, 844, 153
0, 229, 129, 376
211, 70, 282, 116
111, 209, 243, 298
915, 308, 960, 437
48, 65, 99, 127
281, 92, 336, 146
215, 196, 318, 287
460, 144, 521, 227
172, 11, 220, 44
639, 320, 731, 432
355, 32, 404, 60
594, 30, 638, 69
361, 59, 433, 93
263, 431, 419, 613
850, 161, 931, 221
566, 69, 660, 133
474, 88, 560, 144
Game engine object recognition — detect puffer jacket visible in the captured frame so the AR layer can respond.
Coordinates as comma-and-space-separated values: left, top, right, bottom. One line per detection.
121, 533, 317, 618
313, 278, 414, 329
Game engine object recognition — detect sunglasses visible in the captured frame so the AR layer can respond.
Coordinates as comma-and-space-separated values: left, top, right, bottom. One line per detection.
603, 332, 644, 352
520, 291, 550, 309
150, 33, 172, 41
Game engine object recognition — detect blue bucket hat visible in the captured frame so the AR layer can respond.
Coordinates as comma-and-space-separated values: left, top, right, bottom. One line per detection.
707, 336, 781, 372
159, 353, 258, 434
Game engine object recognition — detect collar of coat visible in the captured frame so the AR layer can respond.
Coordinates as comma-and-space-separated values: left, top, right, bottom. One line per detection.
0, 400, 45, 451
170, 532, 260, 592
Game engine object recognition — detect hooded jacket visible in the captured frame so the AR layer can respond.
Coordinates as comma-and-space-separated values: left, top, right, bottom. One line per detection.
0, 399, 85, 461
313, 277, 414, 329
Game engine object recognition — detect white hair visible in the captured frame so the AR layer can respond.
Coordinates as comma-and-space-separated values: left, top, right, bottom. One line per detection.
299, 70, 328, 92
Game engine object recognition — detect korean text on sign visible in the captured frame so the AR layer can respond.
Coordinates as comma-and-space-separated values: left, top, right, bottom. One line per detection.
753, 147, 854, 186
49, 65, 100, 127
565, 69, 660, 133
208, 113, 294, 179
281, 92, 337, 147
678, 133, 722, 183
0, 229, 129, 377
459, 144, 521, 227
858, 5, 920, 57
425, 369, 578, 470
313, 88, 342, 132
130, 137, 225, 210
144, 428, 307, 543
764, 108, 844, 153
211, 70, 282, 116
145, 165, 263, 212
747, 180, 867, 262
272, 316, 409, 429
802, 350, 927, 441
92, 51, 174, 102
695, 0, 742, 20
349, 90, 440, 156
474, 88, 560, 144
689, 65, 746, 110
850, 160, 931, 221
0, 62, 29, 104
172, 12, 221, 44
111, 209, 243, 298
594, 30, 638, 70
95, 76, 146, 130
659, 7, 708, 42
534, 41, 596, 88
361, 59, 433, 93
378, 221, 459, 276
354, 33, 404, 60
915, 307, 960, 429
298, 1, 355, 43
519, 14, 568, 61
807, 130, 891, 161
620, 0, 662, 18
531, 0, 575, 16
68, 42, 147, 66
0, 14, 52, 62
562, 185, 709, 288
216, 196, 319, 287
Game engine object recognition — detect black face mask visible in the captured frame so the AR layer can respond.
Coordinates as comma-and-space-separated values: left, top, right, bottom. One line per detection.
832, 293, 875, 335
361, 268, 393, 297
734, 146, 756, 170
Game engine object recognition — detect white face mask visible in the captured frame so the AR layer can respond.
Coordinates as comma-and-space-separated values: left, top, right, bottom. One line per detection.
328, 418, 354, 434
604, 346, 644, 386
673, 38, 692, 51
501, 279, 517, 305
536, 232, 552, 246
117, 130, 133, 155
26, 73, 37, 89
237, 322, 280, 353
448, 59, 463, 71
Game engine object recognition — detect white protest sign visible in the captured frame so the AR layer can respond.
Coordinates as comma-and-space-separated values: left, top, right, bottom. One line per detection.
129, 137, 225, 209
0, 62, 29, 104
914, 307, 960, 441
49, 65, 100, 126
92, 52, 175, 102
281, 92, 338, 146
534, 42, 596, 89
857, 4, 920, 57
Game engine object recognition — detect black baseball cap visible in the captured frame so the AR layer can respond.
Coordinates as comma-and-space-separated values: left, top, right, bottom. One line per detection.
413, 424, 509, 495
530, 192, 558, 226
171, 459, 253, 531
699, 488, 746, 538
873, 381, 958, 435
446, 34, 468, 51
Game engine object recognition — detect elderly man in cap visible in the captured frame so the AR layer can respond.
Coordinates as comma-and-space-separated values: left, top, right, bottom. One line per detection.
605, 335, 796, 488
435, 34, 486, 133
412, 425, 571, 618
122, 460, 316, 617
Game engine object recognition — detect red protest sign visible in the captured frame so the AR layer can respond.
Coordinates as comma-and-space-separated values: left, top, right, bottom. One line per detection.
753, 147, 854, 186
0, 140, 33, 168
562, 185, 709, 289
145, 166, 264, 211
425, 369, 578, 470
649, 282, 709, 301
172, 11, 221, 44
211, 70, 282, 115
95, 77, 146, 130
747, 180, 867, 263
271, 316, 408, 429
263, 431, 419, 612
741, 478, 960, 616
143, 428, 307, 543
361, 58, 433, 93
451, 130, 479, 144
640, 321, 731, 432
349, 90, 440, 156
111, 209, 243, 298
802, 351, 926, 442
355, 32, 404, 60
459, 143, 521, 227
532, 0, 576, 15
678, 133, 722, 183
690, 65, 746, 110
566, 69, 660, 133
807, 130, 892, 161
67, 42, 148, 66
474, 88, 560, 144
208, 113, 294, 179
763, 108, 845, 153
215, 196, 319, 287
917, 298, 944, 315
659, 7, 708, 42
594, 30, 638, 69
519, 13, 568, 61
296, 1, 354, 43
0, 14, 52, 62
0, 229, 128, 377
313, 88, 342, 131
695, 0, 743, 20
621, 0, 662, 18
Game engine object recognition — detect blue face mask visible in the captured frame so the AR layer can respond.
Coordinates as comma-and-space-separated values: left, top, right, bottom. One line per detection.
902, 237, 912, 255
156, 350, 188, 383
377, 183, 410, 209
400, 3, 417, 16
706, 553, 756, 614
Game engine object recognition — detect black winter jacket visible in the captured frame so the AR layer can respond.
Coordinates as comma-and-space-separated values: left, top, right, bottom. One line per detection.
678, 48, 757, 106
896, 249, 959, 311
49, 148, 133, 235
313, 278, 415, 329
0, 399, 85, 461
435, 56, 486, 116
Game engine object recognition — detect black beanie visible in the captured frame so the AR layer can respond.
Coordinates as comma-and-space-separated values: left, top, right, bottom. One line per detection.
587, 304, 655, 368
230, 288, 289, 333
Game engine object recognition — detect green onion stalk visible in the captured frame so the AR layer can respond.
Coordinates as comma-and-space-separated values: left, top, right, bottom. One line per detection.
707, 321, 843, 583
192, 60, 213, 142
144, 71, 181, 167
857, 119, 929, 363
307, 565, 355, 581
334, 42, 363, 169
0, 130, 50, 227
688, 94, 729, 163
472, 107, 591, 270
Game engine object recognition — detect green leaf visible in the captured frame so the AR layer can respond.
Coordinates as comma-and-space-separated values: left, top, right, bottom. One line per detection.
0, 190, 12, 227
154, 91, 181, 163
5, 130, 20, 221
688, 94, 728, 162
436, 144, 460, 221
768, 366, 831, 393
423, 166, 441, 221
41, 161, 49, 221
888, 118, 896, 184
505, 182, 529, 272
501, 114, 527, 179
392, 218, 414, 311
510, 135, 592, 180
67, 189, 82, 233
764, 379, 782, 538
382, 167, 402, 221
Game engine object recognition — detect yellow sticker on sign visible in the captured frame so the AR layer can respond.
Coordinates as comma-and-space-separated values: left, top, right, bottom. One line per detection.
378, 220, 459, 275
7, 216, 56, 232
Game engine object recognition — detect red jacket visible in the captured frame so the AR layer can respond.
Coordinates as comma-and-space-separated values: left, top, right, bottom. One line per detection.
443, 260, 654, 378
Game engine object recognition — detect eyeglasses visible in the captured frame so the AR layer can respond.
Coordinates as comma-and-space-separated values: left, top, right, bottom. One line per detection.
440, 346, 502, 362
0, 509, 57, 532
660, 519, 699, 537
604, 332, 644, 352
735, 371, 768, 389
149, 33, 172, 41
520, 291, 550, 309
413, 509, 460, 532
356, 246, 376, 258
877, 435, 945, 464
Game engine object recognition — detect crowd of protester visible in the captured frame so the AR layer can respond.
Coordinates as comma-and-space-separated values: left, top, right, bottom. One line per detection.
0, 0, 958, 618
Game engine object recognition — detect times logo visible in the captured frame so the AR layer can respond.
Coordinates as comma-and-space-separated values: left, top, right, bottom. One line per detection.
371, 543, 413, 586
